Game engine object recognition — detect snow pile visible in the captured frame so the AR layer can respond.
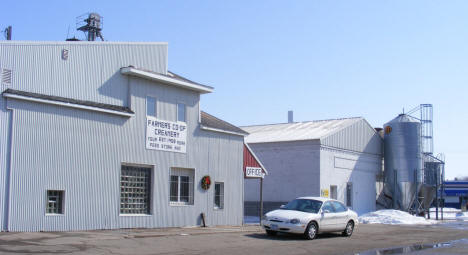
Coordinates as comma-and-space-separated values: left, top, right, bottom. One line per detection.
359, 210, 437, 225
429, 208, 460, 220
429, 208, 468, 221
455, 212, 468, 221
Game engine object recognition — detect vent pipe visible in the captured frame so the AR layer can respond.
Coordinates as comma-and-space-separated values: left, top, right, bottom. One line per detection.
288, 111, 293, 123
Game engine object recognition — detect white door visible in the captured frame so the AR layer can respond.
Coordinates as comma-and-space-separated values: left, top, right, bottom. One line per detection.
319, 201, 336, 232
332, 201, 349, 231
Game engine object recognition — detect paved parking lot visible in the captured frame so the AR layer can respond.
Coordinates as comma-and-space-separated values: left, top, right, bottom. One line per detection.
0, 222, 468, 254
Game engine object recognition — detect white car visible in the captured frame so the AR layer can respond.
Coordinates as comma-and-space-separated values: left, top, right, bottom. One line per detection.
261, 197, 358, 240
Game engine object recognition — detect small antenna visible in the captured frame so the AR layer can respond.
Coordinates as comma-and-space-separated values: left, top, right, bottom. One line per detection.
66, 25, 70, 39
3, 26, 12, 40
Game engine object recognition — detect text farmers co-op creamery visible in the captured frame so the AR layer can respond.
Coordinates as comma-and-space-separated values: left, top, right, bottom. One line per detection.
146, 116, 187, 153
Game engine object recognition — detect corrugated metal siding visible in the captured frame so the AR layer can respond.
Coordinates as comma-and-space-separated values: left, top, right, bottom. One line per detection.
243, 145, 262, 169
0, 95, 8, 230
2, 44, 244, 231
245, 141, 321, 202
242, 118, 361, 144
0, 42, 168, 106
321, 118, 382, 156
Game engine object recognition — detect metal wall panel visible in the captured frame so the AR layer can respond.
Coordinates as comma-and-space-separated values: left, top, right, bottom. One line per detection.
320, 147, 381, 215
321, 118, 383, 156
0, 42, 168, 106
0, 96, 9, 230
245, 140, 321, 202
1, 43, 244, 231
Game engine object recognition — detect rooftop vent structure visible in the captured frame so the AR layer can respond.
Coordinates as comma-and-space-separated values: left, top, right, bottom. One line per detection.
77, 13, 104, 41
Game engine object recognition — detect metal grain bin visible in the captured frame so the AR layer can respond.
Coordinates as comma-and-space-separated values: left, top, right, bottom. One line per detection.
383, 114, 422, 211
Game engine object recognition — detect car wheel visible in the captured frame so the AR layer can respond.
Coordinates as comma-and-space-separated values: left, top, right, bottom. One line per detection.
304, 222, 318, 240
342, 221, 354, 237
266, 230, 277, 236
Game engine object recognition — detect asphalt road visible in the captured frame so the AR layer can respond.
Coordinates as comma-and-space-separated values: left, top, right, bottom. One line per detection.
0, 222, 467, 254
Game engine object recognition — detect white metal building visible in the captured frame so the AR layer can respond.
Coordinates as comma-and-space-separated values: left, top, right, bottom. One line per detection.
0, 41, 247, 231
242, 117, 383, 215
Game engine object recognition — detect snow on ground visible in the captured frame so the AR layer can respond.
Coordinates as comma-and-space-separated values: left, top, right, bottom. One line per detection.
428, 208, 468, 221
429, 208, 460, 220
245, 208, 468, 226
359, 210, 437, 225
457, 212, 468, 221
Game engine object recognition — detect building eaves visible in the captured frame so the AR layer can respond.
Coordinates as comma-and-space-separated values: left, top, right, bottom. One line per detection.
120, 66, 213, 94
241, 117, 363, 144
2, 89, 134, 117
200, 111, 248, 136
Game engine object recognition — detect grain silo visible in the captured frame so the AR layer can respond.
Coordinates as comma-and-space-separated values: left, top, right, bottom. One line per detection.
383, 114, 422, 211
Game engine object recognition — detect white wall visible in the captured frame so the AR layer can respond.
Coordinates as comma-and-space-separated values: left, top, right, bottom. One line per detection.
320, 147, 382, 215
245, 140, 321, 202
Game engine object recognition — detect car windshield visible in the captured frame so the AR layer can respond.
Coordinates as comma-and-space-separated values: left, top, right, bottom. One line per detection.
281, 199, 322, 213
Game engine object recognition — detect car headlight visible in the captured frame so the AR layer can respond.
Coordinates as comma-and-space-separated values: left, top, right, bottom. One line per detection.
289, 218, 300, 224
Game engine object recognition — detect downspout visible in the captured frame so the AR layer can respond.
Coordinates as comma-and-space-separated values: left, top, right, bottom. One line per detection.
3, 108, 13, 231
126, 76, 131, 109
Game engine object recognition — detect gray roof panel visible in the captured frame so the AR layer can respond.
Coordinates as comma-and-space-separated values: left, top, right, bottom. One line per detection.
201, 111, 248, 136
2, 89, 134, 114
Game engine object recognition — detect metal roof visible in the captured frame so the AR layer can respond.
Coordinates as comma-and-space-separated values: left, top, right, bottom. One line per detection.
2, 89, 134, 116
200, 111, 248, 136
121, 66, 213, 94
241, 117, 363, 143
0, 41, 168, 45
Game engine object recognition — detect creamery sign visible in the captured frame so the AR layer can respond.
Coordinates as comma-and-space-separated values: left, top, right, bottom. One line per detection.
146, 116, 187, 153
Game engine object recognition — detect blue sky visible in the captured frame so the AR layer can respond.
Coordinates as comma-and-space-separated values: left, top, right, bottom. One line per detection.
2, 1, 467, 179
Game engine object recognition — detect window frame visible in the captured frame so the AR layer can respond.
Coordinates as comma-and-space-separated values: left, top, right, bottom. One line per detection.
146, 96, 157, 117
177, 102, 186, 123
46, 190, 65, 215
346, 182, 353, 208
120, 164, 153, 215
169, 168, 194, 206
330, 185, 338, 200
321, 201, 336, 213
214, 182, 224, 210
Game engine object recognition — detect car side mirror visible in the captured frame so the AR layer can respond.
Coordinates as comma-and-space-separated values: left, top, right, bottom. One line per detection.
280, 205, 286, 209
322, 209, 330, 214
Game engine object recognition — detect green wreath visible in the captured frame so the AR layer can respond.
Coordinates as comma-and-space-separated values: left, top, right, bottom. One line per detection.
201, 175, 211, 190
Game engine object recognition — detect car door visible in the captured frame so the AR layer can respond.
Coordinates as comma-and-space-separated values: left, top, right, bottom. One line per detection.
319, 201, 336, 232
331, 201, 349, 231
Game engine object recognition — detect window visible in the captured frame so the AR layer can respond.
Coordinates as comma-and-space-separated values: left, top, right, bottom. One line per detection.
214, 182, 224, 209
147, 96, 156, 117
281, 199, 322, 213
120, 165, 152, 214
346, 182, 353, 207
330, 185, 337, 200
332, 201, 347, 212
170, 168, 194, 205
321, 201, 335, 213
46, 190, 64, 214
177, 103, 186, 122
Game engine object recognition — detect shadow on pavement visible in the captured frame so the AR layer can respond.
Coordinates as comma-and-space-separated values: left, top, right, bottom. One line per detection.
245, 232, 345, 241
